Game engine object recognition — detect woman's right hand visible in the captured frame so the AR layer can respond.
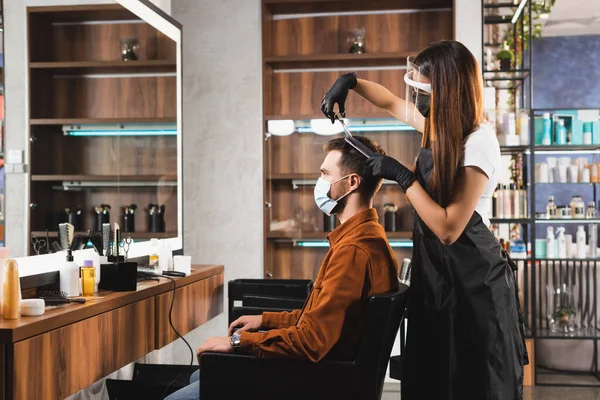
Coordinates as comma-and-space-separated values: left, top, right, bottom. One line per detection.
320, 72, 357, 123
228, 315, 263, 335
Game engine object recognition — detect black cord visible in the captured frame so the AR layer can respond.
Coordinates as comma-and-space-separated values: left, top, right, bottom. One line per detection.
161, 275, 195, 366
160, 275, 195, 399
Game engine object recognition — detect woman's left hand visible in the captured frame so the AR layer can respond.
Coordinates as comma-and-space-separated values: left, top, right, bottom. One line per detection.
366, 154, 416, 193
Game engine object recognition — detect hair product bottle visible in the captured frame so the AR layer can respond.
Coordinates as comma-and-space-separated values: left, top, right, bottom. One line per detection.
546, 227, 555, 259
577, 226, 587, 259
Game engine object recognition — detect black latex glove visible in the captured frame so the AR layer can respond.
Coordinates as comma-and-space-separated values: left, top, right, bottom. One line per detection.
320, 72, 358, 123
366, 155, 416, 193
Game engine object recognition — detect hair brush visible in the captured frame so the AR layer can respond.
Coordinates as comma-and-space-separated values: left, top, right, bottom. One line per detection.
38, 291, 86, 307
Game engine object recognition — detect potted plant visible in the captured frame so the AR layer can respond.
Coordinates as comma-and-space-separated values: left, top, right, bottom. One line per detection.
496, 49, 515, 71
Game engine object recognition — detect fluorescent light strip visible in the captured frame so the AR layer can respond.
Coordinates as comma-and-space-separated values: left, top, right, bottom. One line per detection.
273, 8, 452, 21
274, 66, 407, 73
55, 72, 177, 79
296, 125, 414, 133
53, 20, 145, 26
66, 130, 176, 137
295, 241, 413, 248
511, 0, 529, 24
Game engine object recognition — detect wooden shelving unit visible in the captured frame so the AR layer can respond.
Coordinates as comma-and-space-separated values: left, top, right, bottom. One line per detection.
26, 4, 178, 254
261, 1, 454, 279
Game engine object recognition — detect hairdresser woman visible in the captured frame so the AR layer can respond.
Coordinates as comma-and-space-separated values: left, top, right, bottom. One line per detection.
321, 40, 528, 400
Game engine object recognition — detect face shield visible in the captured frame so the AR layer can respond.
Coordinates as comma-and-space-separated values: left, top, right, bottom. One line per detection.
404, 56, 432, 121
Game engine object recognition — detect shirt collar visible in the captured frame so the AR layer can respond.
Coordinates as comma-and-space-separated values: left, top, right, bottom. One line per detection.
327, 208, 379, 246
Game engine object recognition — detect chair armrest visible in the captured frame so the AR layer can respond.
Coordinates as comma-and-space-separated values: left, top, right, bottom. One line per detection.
199, 352, 354, 398
241, 294, 306, 309
228, 279, 312, 300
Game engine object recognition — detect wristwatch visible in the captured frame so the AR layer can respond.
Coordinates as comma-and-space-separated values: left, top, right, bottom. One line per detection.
230, 332, 241, 350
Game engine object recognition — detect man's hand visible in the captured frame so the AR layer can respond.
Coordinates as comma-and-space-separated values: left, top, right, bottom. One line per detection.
228, 315, 263, 335
196, 336, 234, 357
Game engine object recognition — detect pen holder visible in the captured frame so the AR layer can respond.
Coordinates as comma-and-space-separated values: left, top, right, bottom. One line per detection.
99, 261, 137, 292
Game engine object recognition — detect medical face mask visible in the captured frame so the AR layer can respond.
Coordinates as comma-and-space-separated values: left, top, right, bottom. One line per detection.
411, 90, 431, 118
314, 175, 353, 216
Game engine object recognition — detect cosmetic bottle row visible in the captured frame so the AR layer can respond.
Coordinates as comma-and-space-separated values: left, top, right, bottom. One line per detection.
539, 224, 598, 259
539, 112, 599, 146
491, 184, 528, 219
536, 156, 600, 184
543, 196, 597, 219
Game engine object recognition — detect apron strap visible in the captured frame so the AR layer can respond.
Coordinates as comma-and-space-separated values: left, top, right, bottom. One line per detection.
502, 248, 530, 366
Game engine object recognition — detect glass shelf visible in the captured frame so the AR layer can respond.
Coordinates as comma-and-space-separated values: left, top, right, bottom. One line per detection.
483, 69, 530, 81
500, 145, 530, 154
489, 218, 531, 224
536, 218, 600, 224
483, 2, 519, 9
536, 327, 600, 340
534, 146, 600, 153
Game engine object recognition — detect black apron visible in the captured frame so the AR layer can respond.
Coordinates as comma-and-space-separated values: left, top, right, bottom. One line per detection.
401, 148, 529, 400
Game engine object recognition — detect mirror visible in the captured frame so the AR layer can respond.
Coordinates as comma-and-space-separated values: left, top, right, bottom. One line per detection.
25, 1, 182, 258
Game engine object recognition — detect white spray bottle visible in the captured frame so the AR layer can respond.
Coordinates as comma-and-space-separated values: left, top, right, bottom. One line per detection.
546, 227, 555, 259
556, 227, 566, 259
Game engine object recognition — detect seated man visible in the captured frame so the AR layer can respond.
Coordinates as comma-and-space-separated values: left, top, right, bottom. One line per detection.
166, 136, 399, 400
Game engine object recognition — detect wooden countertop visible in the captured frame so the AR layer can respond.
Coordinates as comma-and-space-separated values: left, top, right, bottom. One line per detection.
0, 264, 223, 344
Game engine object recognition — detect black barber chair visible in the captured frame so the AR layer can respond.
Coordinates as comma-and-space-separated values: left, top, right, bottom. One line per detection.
228, 278, 313, 323
106, 363, 198, 400
199, 285, 409, 400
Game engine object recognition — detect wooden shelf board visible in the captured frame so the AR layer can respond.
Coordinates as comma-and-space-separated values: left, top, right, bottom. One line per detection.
27, 4, 140, 22
264, 0, 452, 14
265, 52, 415, 69
30, 118, 176, 125
30, 60, 176, 74
31, 231, 176, 239
267, 231, 412, 240
31, 175, 175, 182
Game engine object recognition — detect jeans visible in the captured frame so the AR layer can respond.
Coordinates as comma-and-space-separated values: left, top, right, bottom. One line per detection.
164, 369, 200, 400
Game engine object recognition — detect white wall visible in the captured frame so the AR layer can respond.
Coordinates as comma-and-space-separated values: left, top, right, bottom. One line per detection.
455, 0, 483, 67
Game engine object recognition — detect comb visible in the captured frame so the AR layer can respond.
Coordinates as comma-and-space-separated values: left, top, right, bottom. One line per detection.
58, 223, 68, 250
102, 223, 111, 257
38, 291, 86, 307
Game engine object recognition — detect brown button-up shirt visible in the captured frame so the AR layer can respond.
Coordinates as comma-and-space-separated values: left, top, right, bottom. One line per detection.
240, 208, 399, 362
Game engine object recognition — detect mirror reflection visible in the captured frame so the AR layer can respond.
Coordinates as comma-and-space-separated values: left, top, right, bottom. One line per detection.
25, 1, 180, 257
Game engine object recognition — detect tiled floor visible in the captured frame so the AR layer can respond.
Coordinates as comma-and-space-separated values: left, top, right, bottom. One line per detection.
380, 387, 600, 399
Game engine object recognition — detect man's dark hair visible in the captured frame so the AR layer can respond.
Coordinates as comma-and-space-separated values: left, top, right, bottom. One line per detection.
324, 136, 386, 202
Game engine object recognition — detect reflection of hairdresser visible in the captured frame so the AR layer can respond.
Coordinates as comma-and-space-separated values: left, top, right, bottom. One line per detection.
321, 40, 528, 400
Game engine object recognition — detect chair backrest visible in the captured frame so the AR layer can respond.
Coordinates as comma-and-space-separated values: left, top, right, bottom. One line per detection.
354, 285, 410, 400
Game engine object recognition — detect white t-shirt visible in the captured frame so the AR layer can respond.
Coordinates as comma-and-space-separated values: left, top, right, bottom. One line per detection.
462, 122, 501, 226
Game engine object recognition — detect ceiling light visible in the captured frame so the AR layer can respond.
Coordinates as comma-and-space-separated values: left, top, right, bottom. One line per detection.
267, 120, 295, 136
310, 118, 345, 136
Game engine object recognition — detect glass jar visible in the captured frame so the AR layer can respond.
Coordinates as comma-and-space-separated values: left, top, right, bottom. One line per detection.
546, 282, 578, 334
587, 202, 597, 219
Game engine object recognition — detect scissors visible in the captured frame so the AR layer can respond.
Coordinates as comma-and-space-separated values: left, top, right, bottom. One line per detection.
31, 235, 47, 255
119, 236, 133, 261
335, 113, 376, 159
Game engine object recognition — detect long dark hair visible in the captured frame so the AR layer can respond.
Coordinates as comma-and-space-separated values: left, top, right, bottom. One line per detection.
414, 40, 484, 207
